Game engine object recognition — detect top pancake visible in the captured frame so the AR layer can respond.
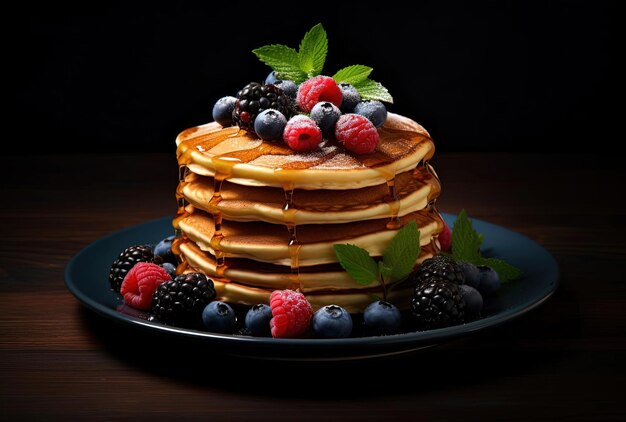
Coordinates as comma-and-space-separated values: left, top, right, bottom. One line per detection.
176, 113, 435, 190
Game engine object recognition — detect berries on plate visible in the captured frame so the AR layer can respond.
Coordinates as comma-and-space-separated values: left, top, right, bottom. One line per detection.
109, 244, 159, 293
283, 115, 322, 152
338, 83, 361, 112
269, 289, 313, 338
438, 221, 452, 252
245, 304, 273, 337
354, 100, 387, 128
335, 114, 380, 154
120, 262, 171, 310
310, 101, 341, 133
202, 301, 236, 333
154, 235, 176, 264
160, 262, 177, 279
296, 75, 342, 113
459, 261, 481, 288
312, 305, 353, 338
477, 266, 501, 294
459, 284, 483, 316
232, 82, 293, 133
416, 254, 465, 285
363, 301, 402, 334
254, 109, 287, 141
152, 272, 216, 326
411, 277, 465, 329
212, 96, 237, 127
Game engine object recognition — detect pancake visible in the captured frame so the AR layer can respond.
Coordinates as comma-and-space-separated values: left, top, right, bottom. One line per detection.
178, 206, 443, 266
181, 165, 440, 225
175, 113, 435, 190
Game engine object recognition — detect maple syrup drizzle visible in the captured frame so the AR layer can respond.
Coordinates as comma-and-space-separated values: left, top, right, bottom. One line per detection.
208, 156, 241, 278
385, 177, 401, 230
282, 184, 302, 290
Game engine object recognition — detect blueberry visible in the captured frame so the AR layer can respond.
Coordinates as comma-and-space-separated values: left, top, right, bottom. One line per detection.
202, 301, 236, 333
354, 101, 387, 128
212, 96, 237, 127
363, 301, 402, 334
459, 284, 483, 315
274, 79, 297, 98
244, 304, 273, 337
312, 305, 353, 338
459, 262, 481, 288
254, 109, 287, 141
154, 235, 176, 264
161, 262, 177, 279
339, 83, 361, 112
477, 266, 501, 295
265, 71, 279, 85
310, 102, 341, 133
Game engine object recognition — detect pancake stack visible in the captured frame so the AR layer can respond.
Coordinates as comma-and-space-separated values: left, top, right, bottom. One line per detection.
173, 113, 444, 313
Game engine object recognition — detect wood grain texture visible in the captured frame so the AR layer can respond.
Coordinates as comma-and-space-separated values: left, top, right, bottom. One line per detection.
1, 153, 624, 421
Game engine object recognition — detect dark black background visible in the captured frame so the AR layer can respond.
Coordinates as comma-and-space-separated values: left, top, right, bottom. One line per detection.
11, 1, 616, 154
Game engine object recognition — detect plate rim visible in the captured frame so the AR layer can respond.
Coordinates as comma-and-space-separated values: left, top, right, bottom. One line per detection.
65, 213, 559, 350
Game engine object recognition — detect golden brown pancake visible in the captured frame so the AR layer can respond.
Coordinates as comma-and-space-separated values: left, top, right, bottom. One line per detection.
181, 165, 440, 224
178, 206, 443, 266
175, 113, 435, 190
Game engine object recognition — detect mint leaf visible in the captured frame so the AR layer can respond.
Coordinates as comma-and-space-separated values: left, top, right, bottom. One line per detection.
252, 44, 306, 83
298, 23, 328, 78
479, 257, 522, 283
378, 261, 393, 280
333, 244, 378, 285
353, 79, 394, 103
383, 220, 421, 282
333, 65, 373, 85
451, 209, 482, 262
452, 210, 522, 283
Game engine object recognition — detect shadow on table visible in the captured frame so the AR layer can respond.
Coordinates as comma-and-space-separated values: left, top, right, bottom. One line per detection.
79, 286, 577, 399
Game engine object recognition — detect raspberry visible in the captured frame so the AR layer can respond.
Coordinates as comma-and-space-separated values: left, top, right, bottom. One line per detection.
296, 76, 343, 113
283, 116, 322, 152
120, 262, 172, 310
438, 221, 452, 252
269, 290, 313, 338
335, 114, 380, 154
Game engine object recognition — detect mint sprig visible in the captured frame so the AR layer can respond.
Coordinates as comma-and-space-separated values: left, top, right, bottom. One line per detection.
332, 65, 394, 103
298, 23, 328, 78
333, 221, 421, 297
332, 65, 372, 85
350, 78, 394, 103
451, 209, 522, 283
383, 220, 421, 281
253, 24, 393, 103
253, 24, 327, 83
252, 44, 305, 83
333, 244, 378, 285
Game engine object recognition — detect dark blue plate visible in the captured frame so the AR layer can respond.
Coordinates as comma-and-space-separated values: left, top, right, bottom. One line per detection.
65, 214, 558, 360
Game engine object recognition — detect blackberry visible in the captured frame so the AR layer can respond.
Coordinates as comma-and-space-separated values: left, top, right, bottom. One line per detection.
232, 82, 293, 133
411, 277, 465, 329
415, 254, 465, 285
109, 245, 159, 292
152, 272, 216, 327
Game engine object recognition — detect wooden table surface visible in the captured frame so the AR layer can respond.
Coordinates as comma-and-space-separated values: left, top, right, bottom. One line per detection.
1, 153, 624, 421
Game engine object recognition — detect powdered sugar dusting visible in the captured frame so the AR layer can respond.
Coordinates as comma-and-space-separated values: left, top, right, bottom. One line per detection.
311, 153, 364, 169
